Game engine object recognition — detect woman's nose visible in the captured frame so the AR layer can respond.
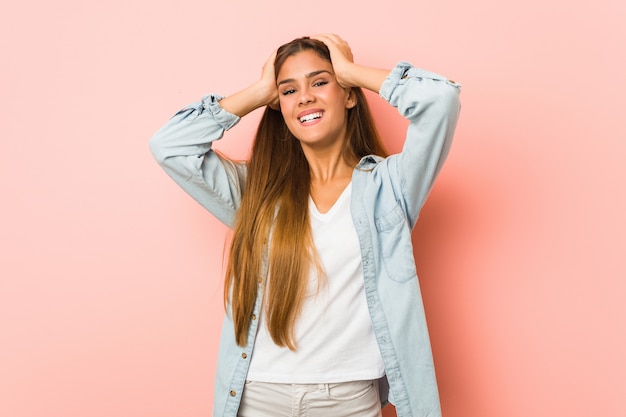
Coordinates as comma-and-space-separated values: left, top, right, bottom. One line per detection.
298, 89, 314, 104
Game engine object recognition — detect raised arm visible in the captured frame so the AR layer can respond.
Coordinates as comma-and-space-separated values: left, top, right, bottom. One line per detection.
314, 34, 461, 227
149, 52, 280, 227
380, 63, 461, 227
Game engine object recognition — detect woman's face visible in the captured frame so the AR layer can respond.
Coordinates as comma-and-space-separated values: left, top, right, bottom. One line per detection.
276, 50, 354, 151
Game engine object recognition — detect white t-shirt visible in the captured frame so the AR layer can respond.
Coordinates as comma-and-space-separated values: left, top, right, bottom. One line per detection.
247, 183, 385, 383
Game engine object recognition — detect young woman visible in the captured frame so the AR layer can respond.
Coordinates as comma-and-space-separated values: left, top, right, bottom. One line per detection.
150, 34, 461, 417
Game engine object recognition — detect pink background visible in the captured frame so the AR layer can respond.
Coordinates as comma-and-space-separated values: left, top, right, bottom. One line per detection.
1, 1, 625, 416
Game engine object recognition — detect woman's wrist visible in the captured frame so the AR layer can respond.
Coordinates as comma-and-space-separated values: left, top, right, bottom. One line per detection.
342, 64, 390, 94
219, 80, 277, 118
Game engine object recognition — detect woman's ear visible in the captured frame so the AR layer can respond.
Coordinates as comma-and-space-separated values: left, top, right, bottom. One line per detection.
345, 88, 357, 109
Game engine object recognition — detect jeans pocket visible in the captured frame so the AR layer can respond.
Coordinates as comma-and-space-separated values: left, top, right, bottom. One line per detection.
325, 380, 376, 401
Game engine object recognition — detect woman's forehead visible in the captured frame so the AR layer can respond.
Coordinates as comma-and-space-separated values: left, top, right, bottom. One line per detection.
277, 50, 333, 82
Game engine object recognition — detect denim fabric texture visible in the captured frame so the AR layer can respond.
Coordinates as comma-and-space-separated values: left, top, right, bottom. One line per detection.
150, 62, 461, 417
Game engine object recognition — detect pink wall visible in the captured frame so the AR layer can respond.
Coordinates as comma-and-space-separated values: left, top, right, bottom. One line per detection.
1, 1, 625, 416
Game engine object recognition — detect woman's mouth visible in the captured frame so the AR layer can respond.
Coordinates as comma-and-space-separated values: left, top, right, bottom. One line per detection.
298, 111, 324, 124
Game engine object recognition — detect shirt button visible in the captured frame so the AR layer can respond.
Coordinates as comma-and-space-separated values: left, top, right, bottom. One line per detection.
242, 353, 248, 359
230, 390, 236, 396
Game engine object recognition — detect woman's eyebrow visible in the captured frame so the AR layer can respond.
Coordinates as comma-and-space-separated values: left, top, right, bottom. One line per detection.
277, 70, 333, 86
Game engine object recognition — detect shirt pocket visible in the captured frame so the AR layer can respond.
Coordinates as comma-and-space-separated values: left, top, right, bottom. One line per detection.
375, 203, 417, 283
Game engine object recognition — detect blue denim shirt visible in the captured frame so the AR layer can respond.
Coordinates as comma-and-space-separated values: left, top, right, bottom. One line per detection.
150, 62, 461, 417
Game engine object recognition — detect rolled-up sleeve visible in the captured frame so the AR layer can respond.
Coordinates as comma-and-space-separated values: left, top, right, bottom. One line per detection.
379, 62, 461, 227
149, 94, 246, 228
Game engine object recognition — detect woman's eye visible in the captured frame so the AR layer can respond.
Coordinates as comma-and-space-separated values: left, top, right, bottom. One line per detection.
281, 89, 296, 95
313, 80, 328, 87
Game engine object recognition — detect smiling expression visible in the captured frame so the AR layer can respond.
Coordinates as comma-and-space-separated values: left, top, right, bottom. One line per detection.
276, 50, 355, 151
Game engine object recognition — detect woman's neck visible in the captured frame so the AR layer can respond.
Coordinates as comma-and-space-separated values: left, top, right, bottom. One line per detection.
301, 139, 354, 184
305, 149, 354, 214
308, 155, 353, 184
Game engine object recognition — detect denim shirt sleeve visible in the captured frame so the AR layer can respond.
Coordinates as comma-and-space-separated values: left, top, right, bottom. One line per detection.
149, 94, 246, 228
379, 62, 461, 228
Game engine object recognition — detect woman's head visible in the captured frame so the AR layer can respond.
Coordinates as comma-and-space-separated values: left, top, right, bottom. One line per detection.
270, 37, 387, 163
275, 41, 353, 153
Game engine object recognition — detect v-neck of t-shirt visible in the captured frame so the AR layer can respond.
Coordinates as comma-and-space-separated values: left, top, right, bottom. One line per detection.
309, 182, 352, 220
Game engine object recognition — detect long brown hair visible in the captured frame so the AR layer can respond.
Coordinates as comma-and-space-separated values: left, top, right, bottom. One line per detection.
225, 37, 387, 349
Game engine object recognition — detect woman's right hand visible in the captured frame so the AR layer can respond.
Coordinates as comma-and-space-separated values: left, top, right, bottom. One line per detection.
219, 50, 279, 117
259, 50, 280, 110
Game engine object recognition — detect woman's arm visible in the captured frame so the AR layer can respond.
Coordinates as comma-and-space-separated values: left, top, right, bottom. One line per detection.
149, 94, 244, 228
314, 34, 461, 227
149, 53, 279, 227
380, 63, 461, 227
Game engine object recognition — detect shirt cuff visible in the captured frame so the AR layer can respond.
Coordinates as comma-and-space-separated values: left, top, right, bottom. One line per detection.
379, 62, 456, 102
201, 94, 241, 131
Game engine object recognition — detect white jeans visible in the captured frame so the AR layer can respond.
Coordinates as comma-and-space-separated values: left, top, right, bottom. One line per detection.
237, 379, 382, 417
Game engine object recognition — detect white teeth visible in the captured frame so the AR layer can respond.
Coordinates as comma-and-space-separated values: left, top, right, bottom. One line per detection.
299, 112, 322, 123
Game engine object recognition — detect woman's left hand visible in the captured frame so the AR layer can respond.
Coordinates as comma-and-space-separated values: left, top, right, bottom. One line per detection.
312, 34, 357, 88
